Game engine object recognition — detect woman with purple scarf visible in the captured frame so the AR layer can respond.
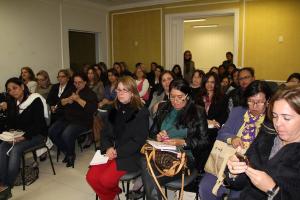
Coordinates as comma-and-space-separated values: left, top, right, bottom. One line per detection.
198, 80, 272, 200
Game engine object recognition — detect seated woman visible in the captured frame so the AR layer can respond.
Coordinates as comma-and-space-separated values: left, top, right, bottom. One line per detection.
198, 80, 272, 200
35, 70, 52, 99
190, 69, 205, 101
48, 73, 97, 168
142, 79, 210, 200
148, 71, 174, 118
47, 69, 73, 124
226, 85, 300, 200
20, 66, 37, 93
134, 67, 150, 103
86, 76, 149, 200
98, 68, 119, 109
0, 78, 47, 199
87, 67, 104, 102
197, 72, 228, 142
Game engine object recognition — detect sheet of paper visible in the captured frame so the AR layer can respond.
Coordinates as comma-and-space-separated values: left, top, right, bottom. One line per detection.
147, 140, 177, 151
90, 150, 109, 165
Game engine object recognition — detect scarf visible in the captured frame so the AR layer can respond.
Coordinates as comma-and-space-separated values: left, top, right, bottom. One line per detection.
18, 93, 49, 119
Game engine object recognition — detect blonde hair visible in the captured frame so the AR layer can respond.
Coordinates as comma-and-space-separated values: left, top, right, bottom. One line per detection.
114, 76, 144, 110
36, 70, 51, 86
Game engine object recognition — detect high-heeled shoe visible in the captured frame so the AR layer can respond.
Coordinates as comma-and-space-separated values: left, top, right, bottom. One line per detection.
66, 155, 76, 168
62, 156, 68, 163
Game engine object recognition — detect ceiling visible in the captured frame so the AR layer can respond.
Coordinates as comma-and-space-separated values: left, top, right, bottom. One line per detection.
184, 15, 234, 30
85, 0, 194, 10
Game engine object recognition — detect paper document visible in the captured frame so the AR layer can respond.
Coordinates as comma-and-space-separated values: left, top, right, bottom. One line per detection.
147, 140, 177, 151
90, 150, 109, 165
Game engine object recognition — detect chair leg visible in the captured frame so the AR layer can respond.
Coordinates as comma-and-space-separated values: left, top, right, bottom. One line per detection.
126, 180, 130, 200
122, 181, 125, 192
21, 154, 26, 190
47, 147, 56, 175
57, 149, 60, 162
95, 194, 98, 200
165, 187, 168, 198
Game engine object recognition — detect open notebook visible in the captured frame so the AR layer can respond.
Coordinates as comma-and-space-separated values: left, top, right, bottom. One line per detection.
90, 150, 109, 165
147, 140, 177, 151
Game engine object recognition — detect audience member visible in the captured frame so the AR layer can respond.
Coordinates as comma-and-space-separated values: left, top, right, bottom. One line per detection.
190, 70, 205, 101
98, 68, 119, 109
209, 66, 219, 75
48, 73, 97, 168
148, 71, 174, 118
20, 66, 37, 93
142, 79, 210, 200
226, 85, 300, 200
113, 62, 122, 77
227, 67, 255, 112
120, 61, 133, 77
86, 76, 149, 200
134, 67, 150, 103
230, 68, 240, 88
87, 67, 104, 102
183, 50, 195, 82
0, 78, 47, 199
220, 75, 235, 95
222, 51, 234, 70
94, 63, 108, 86
147, 62, 158, 87
47, 69, 73, 124
35, 70, 52, 99
286, 72, 300, 86
172, 64, 183, 79
199, 80, 272, 200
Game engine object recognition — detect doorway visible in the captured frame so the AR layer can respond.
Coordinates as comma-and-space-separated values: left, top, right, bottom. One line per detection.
165, 9, 239, 71
69, 30, 98, 73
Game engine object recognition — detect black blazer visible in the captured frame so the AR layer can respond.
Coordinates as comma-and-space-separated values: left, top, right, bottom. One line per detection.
101, 105, 149, 172
46, 81, 74, 107
226, 123, 300, 200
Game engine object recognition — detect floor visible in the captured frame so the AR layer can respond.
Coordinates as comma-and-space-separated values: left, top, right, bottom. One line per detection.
11, 146, 198, 200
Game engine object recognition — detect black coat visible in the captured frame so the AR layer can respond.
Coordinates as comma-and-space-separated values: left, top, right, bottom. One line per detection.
150, 101, 210, 171
226, 123, 300, 200
101, 104, 149, 172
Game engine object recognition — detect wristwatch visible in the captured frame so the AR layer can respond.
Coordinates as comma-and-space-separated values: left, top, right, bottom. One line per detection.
266, 184, 279, 197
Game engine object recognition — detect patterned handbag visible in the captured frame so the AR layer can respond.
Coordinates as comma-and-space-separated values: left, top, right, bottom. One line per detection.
141, 142, 188, 200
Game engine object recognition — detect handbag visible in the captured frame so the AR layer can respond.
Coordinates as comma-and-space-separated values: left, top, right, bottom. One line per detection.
141, 142, 188, 200
204, 140, 241, 195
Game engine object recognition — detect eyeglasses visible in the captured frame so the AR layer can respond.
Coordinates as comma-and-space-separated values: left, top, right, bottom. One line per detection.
116, 88, 130, 94
247, 100, 266, 107
169, 94, 188, 102
57, 75, 66, 78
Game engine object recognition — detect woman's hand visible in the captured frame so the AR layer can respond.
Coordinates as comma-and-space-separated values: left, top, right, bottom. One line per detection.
106, 147, 117, 160
163, 138, 186, 146
98, 99, 109, 108
231, 136, 244, 149
208, 119, 220, 129
69, 93, 80, 102
227, 154, 248, 175
61, 97, 73, 106
245, 167, 276, 193
8, 136, 25, 144
0, 102, 7, 111
156, 130, 169, 142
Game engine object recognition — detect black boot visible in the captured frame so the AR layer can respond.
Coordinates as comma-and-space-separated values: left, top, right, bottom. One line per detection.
66, 155, 76, 168
0, 187, 12, 200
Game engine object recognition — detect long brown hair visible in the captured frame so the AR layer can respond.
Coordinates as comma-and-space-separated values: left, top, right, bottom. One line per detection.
114, 76, 144, 110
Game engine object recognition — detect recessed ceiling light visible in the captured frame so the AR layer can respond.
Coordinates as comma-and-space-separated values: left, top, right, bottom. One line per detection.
193, 24, 218, 28
184, 19, 206, 23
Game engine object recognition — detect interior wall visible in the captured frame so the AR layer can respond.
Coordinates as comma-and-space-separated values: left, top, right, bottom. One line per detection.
0, 0, 108, 91
110, 0, 299, 81
184, 16, 234, 72
111, 9, 162, 71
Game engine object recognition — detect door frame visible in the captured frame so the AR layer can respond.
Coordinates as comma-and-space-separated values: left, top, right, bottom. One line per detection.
165, 8, 239, 71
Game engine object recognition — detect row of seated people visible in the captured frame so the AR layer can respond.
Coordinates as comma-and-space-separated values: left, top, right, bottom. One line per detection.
0, 64, 299, 199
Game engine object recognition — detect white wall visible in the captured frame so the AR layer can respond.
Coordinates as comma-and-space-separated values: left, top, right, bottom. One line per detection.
184, 16, 234, 72
0, 0, 108, 91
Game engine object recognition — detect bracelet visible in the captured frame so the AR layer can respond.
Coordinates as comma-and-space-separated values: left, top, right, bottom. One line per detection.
266, 184, 279, 198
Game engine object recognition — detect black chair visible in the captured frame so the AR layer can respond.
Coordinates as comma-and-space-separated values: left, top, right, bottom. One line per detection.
21, 140, 56, 190
120, 171, 143, 200
164, 168, 199, 200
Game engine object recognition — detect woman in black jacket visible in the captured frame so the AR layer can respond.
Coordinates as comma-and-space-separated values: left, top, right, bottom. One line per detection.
142, 78, 210, 200
226, 85, 300, 200
0, 78, 47, 199
86, 76, 149, 200
48, 72, 97, 168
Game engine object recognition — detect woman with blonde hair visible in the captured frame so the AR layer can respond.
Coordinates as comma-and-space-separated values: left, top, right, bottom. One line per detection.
86, 76, 149, 200
36, 70, 52, 99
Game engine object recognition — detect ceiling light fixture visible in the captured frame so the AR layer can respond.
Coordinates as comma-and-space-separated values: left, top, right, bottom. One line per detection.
184, 19, 206, 23
193, 24, 219, 28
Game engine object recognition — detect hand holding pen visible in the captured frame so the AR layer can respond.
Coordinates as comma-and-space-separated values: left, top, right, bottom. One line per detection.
156, 130, 169, 142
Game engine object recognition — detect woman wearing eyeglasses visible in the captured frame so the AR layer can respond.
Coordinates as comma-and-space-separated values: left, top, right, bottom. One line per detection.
142, 78, 210, 200
48, 72, 97, 168
86, 76, 149, 200
198, 80, 273, 200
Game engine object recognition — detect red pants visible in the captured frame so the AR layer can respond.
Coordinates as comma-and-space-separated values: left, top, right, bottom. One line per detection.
86, 160, 126, 200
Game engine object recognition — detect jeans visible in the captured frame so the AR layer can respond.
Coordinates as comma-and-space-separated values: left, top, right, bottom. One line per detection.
48, 120, 88, 156
0, 135, 44, 187
198, 173, 241, 200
